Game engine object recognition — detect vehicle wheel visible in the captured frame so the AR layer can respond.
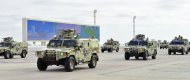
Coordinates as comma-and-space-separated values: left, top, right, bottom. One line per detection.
143, 52, 148, 60
152, 51, 157, 59
37, 58, 48, 71
4, 51, 11, 59
116, 48, 119, 52
10, 54, 14, 58
101, 49, 104, 53
108, 49, 110, 52
181, 50, 184, 55
168, 50, 171, 55
186, 51, 188, 54
135, 56, 139, 60
65, 56, 75, 72
21, 50, 27, 58
173, 52, 176, 55
125, 52, 130, 60
88, 55, 97, 68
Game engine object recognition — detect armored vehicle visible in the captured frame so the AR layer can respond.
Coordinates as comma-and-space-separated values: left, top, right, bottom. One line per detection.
168, 35, 189, 55
160, 40, 168, 49
124, 34, 157, 60
101, 38, 120, 53
36, 29, 99, 72
0, 37, 28, 59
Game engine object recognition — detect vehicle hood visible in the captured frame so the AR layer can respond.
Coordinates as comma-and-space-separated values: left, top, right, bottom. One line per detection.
39, 47, 74, 52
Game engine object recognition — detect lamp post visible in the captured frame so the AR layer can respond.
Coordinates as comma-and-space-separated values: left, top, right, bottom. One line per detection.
133, 16, 136, 38
94, 9, 97, 25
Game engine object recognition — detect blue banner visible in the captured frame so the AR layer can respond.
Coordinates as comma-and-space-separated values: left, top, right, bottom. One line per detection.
27, 19, 100, 40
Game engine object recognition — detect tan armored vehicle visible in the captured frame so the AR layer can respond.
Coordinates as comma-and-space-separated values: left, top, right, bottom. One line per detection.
0, 37, 28, 59
124, 34, 157, 60
36, 29, 99, 72
160, 40, 168, 49
168, 35, 189, 55
101, 38, 120, 53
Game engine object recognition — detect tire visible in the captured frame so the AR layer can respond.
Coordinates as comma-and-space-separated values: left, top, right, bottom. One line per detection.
168, 50, 171, 55
116, 48, 119, 52
21, 50, 27, 58
65, 56, 75, 72
173, 52, 176, 55
125, 52, 130, 60
143, 52, 148, 60
10, 54, 14, 58
101, 49, 104, 53
37, 58, 48, 71
88, 55, 97, 68
181, 50, 184, 55
152, 51, 157, 59
186, 51, 188, 54
4, 51, 11, 59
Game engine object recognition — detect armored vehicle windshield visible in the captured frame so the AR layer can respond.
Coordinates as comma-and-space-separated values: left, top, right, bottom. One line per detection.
170, 41, 184, 45
128, 40, 147, 46
47, 40, 77, 48
63, 40, 77, 48
47, 40, 63, 47
0, 43, 12, 47
105, 42, 112, 45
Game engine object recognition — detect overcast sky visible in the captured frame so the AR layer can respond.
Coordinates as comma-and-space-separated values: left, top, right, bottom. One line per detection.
0, 0, 190, 44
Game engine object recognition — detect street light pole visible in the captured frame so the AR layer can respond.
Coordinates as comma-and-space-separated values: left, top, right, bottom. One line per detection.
133, 16, 136, 38
94, 9, 97, 25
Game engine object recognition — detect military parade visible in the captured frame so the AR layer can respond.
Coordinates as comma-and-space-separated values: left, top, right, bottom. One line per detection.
1, 0, 190, 80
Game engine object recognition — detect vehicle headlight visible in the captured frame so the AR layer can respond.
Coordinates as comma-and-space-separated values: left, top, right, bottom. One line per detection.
60, 53, 64, 55
60, 52, 68, 56
140, 48, 144, 51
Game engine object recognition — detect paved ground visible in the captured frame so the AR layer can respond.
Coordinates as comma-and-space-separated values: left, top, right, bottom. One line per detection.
0, 47, 190, 80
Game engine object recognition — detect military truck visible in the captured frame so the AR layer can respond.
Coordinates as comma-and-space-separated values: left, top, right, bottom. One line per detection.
160, 40, 168, 49
35, 29, 99, 72
168, 35, 189, 55
0, 37, 28, 59
101, 38, 120, 53
124, 34, 157, 60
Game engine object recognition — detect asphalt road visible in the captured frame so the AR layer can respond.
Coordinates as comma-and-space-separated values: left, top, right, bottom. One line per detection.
0, 47, 190, 80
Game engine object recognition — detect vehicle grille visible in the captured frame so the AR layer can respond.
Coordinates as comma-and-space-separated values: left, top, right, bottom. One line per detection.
44, 53, 56, 61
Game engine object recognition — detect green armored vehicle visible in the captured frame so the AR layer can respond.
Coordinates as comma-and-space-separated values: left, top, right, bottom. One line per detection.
36, 29, 99, 72
0, 37, 28, 59
160, 40, 168, 49
168, 35, 189, 55
124, 34, 157, 60
101, 38, 120, 53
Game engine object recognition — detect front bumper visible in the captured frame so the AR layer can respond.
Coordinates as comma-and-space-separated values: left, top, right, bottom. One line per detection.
125, 50, 145, 56
36, 51, 68, 61
169, 48, 183, 52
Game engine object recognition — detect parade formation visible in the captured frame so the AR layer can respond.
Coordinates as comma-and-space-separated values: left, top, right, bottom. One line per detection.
0, 19, 189, 73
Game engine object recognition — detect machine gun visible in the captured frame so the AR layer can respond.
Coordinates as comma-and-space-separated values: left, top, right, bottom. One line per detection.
2, 37, 14, 43
56, 29, 79, 39
135, 34, 145, 40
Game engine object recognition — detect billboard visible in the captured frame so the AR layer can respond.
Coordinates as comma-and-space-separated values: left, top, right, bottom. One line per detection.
22, 18, 100, 41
